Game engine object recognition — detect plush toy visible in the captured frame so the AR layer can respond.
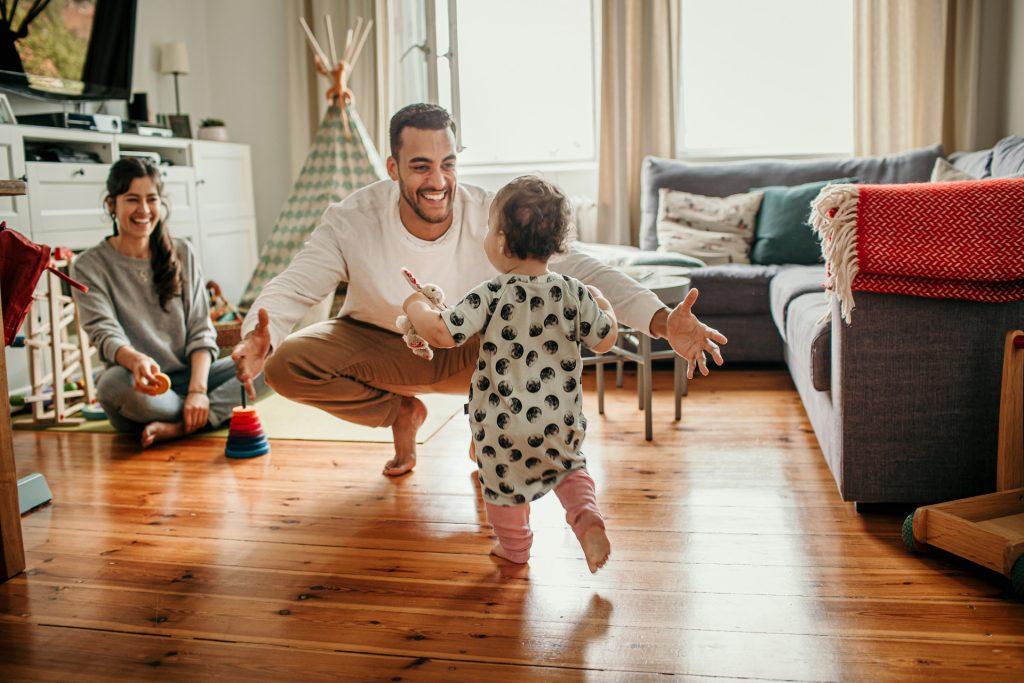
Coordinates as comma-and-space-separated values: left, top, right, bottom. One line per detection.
395, 267, 445, 361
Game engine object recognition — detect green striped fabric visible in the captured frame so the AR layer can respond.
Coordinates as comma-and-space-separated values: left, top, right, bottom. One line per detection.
239, 104, 386, 310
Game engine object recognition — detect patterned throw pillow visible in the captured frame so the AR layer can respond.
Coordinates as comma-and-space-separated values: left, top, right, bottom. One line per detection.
930, 157, 976, 182
656, 188, 764, 265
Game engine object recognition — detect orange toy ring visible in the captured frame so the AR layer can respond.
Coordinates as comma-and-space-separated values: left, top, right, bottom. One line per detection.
136, 372, 171, 396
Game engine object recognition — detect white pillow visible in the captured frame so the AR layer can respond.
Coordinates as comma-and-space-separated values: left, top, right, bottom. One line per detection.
656, 187, 764, 265
930, 157, 976, 182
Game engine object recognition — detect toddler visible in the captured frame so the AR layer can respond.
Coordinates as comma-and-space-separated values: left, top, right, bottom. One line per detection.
403, 175, 617, 572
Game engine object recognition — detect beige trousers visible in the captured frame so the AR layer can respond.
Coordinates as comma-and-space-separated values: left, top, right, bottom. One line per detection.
263, 317, 478, 428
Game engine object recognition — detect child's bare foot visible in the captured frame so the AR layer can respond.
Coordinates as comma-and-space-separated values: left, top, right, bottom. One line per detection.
384, 396, 427, 476
490, 542, 528, 564
580, 526, 611, 573
140, 421, 184, 449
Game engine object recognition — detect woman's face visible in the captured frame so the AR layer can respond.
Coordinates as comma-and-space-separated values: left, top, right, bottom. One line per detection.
111, 176, 161, 240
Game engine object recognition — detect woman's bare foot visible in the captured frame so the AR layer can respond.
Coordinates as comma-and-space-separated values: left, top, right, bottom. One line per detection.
580, 526, 611, 573
384, 396, 427, 476
490, 542, 528, 564
140, 421, 185, 449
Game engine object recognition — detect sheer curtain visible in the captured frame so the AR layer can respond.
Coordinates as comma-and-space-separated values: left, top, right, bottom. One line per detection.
596, 0, 680, 246
854, 0, 982, 155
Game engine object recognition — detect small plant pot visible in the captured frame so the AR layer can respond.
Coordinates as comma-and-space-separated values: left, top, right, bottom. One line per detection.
198, 125, 229, 142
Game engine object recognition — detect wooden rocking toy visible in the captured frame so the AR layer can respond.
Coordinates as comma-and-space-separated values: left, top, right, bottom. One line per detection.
23, 248, 97, 424
903, 330, 1024, 598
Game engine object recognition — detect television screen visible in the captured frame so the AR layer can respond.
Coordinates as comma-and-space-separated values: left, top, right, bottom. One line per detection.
0, 0, 136, 101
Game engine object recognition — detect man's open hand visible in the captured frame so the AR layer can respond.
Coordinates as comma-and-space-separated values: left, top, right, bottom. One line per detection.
232, 308, 271, 400
665, 289, 727, 379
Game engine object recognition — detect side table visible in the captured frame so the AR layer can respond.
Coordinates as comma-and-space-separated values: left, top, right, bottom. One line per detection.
587, 266, 692, 441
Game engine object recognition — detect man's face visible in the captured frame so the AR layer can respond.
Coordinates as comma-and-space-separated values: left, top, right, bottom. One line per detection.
387, 127, 457, 225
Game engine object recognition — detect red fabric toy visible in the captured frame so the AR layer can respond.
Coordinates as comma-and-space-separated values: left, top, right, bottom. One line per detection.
0, 223, 88, 346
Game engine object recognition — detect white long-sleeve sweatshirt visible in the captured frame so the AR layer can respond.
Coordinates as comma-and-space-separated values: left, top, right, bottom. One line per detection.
242, 179, 665, 351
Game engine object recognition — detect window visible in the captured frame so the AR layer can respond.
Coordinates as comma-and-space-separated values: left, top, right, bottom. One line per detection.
679, 0, 854, 157
388, 0, 597, 167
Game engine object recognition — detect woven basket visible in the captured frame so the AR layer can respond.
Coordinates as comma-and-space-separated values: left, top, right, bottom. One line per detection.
215, 320, 242, 349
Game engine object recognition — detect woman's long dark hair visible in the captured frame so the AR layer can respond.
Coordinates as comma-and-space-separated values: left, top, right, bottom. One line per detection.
104, 158, 181, 311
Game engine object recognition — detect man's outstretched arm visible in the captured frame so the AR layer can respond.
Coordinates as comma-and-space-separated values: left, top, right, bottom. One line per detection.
240, 214, 349, 350
235, 209, 349, 394
554, 249, 727, 378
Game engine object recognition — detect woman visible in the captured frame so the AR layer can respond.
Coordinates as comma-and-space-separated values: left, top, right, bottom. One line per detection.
72, 157, 254, 447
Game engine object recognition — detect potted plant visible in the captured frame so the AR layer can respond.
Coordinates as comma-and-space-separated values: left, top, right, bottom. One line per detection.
197, 118, 229, 142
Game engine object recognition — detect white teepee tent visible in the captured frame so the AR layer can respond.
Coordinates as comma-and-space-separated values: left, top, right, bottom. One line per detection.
239, 16, 385, 311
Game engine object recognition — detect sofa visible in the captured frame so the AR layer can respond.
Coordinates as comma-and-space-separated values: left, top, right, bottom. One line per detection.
633, 136, 1024, 505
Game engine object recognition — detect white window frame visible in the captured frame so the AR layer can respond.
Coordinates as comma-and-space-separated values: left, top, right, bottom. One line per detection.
674, 1, 855, 161
405, 0, 600, 171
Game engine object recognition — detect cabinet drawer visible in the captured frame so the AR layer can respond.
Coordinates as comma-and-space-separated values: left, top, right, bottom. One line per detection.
159, 166, 198, 232
27, 162, 110, 242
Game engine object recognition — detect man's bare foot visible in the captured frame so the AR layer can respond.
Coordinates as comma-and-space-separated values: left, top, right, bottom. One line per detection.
140, 421, 185, 449
384, 396, 427, 476
580, 526, 611, 573
490, 542, 528, 564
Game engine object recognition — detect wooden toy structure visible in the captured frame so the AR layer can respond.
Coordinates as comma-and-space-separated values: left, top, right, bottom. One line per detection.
23, 250, 97, 424
903, 330, 1024, 597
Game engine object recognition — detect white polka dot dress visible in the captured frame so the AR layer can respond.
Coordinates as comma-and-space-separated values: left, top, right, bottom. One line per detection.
443, 273, 613, 506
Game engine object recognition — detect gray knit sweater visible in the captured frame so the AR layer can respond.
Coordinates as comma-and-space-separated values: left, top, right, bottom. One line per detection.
71, 237, 217, 373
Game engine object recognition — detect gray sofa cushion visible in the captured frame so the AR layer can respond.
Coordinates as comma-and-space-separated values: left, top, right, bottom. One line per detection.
572, 241, 706, 269
786, 292, 830, 392
949, 148, 993, 178
700, 313, 785, 363
687, 264, 780, 316
639, 144, 942, 250
769, 265, 827, 338
991, 136, 1024, 177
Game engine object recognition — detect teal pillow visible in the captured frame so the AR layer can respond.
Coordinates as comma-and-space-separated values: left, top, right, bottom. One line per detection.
750, 178, 858, 265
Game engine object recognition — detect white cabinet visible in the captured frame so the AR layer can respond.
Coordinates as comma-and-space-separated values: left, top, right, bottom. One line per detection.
26, 161, 111, 250
0, 127, 29, 235
193, 141, 257, 302
201, 219, 259, 304
193, 141, 255, 221
160, 165, 200, 255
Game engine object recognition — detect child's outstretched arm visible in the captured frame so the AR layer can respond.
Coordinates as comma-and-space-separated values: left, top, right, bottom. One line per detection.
586, 286, 618, 354
403, 292, 457, 348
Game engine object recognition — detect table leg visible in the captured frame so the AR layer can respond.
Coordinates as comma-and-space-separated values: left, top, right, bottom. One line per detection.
673, 354, 683, 421
641, 334, 652, 441
616, 358, 624, 388
637, 363, 644, 409
596, 359, 605, 415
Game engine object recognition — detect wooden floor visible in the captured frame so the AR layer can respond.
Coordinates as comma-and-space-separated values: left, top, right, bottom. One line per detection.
2, 368, 1023, 681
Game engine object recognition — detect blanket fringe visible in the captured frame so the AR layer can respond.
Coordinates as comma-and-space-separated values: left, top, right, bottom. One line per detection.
810, 183, 860, 323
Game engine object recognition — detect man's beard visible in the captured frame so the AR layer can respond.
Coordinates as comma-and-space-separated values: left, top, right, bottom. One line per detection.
399, 179, 454, 224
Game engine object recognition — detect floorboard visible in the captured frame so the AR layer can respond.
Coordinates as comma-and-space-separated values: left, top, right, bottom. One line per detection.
3, 368, 1022, 681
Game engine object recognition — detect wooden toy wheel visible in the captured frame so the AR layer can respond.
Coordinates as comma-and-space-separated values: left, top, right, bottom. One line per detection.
901, 513, 920, 552
1012, 556, 1024, 600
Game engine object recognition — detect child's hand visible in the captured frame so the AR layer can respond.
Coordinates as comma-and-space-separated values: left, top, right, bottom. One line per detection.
403, 291, 428, 313
587, 285, 612, 311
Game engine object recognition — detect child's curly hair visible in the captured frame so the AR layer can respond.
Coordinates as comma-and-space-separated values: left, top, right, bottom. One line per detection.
492, 176, 573, 261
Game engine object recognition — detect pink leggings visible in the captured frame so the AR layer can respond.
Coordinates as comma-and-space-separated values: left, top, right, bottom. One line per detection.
484, 468, 604, 563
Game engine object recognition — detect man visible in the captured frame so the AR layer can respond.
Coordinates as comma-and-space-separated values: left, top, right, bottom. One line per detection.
234, 104, 726, 476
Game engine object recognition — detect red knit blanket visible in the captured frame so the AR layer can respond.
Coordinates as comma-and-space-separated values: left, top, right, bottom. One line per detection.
810, 177, 1024, 322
